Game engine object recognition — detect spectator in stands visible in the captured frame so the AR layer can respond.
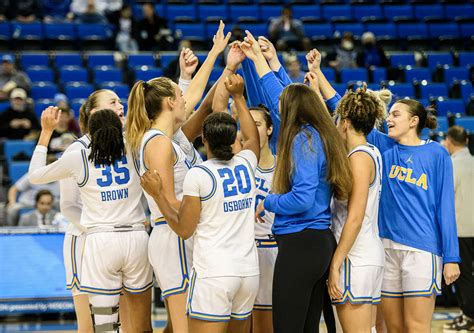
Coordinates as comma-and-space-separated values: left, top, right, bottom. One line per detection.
0, 0, 9, 21
115, 4, 139, 53
328, 32, 358, 71
42, 0, 72, 22
7, 157, 59, 226
69, 0, 122, 24
0, 88, 39, 140
137, 2, 172, 51
356, 32, 389, 69
54, 93, 80, 134
285, 55, 305, 83
18, 189, 60, 227
0, 55, 32, 101
268, 6, 311, 51
444, 126, 474, 332
8, 0, 42, 22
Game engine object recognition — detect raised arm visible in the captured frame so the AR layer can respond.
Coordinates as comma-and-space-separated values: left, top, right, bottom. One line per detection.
178, 47, 198, 95
212, 41, 246, 113
183, 20, 231, 116
225, 74, 260, 161
258, 36, 292, 86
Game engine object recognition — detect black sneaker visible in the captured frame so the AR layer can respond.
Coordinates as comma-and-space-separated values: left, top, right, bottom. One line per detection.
444, 315, 474, 332
444, 314, 464, 329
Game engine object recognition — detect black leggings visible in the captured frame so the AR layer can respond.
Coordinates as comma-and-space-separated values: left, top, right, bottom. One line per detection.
272, 228, 337, 333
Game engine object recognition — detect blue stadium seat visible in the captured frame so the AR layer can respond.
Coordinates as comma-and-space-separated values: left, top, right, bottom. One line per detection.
175, 23, 206, 41
155, 4, 166, 18
437, 99, 465, 116
167, 5, 197, 22
209, 67, 223, 83
34, 99, 52, 118
65, 83, 94, 100
365, 23, 396, 39
333, 83, 349, 97
321, 68, 336, 82
59, 66, 88, 83
390, 53, 416, 67
198, 5, 228, 21
460, 82, 473, 101
71, 99, 84, 116
44, 22, 76, 41
428, 23, 459, 39
456, 117, 474, 131
304, 24, 333, 39
55, 54, 83, 68
76, 24, 113, 41
322, 5, 352, 21
134, 67, 164, 81
445, 4, 474, 20
426, 53, 453, 71
21, 53, 49, 68
260, 5, 283, 22
99, 82, 129, 99
334, 23, 364, 37
444, 67, 469, 83
0, 101, 9, 112
438, 116, 448, 132
340, 68, 368, 83
229, 5, 259, 22
4, 140, 36, 163
87, 54, 115, 68
93, 68, 122, 84
388, 83, 415, 98
458, 52, 474, 68
414, 4, 443, 20
382, 5, 413, 21
397, 23, 428, 39
292, 5, 320, 20
159, 54, 175, 68
31, 82, 58, 99
11, 22, 44, 41
239, 23, 267, 38
0, 22, 11, 41
9, 161, 29, 183
405, 68, 431, 82
352, 5, 383, 21
420, 83, 448, 99
459, 23, 474, 39
128, 54, 156, 68
372, 68, 386, 83
26, 67, 54, 83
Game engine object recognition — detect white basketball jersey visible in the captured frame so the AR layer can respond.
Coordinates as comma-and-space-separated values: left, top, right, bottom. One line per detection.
76, 147, 146, 228
182, 150, 259, 278
139, 129, 191, 222
331, 144, 384, 266
254, 157, 276, 239
173, 128, 203, 167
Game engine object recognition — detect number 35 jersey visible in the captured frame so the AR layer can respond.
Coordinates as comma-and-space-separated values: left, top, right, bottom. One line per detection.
29, 145, 146, 229
183, 149, 259, 278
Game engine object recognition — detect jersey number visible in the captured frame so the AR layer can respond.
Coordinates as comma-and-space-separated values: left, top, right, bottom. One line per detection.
96, 156, 130, 187
217, 165, 251, 198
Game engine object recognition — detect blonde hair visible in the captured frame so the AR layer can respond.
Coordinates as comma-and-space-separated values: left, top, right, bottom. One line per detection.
79, 89, 110, 134
273, 84, 352, 201
336, 84, 387, 136
125, 77, 176, 153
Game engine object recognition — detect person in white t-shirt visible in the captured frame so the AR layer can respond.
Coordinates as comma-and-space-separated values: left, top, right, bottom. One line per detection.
141, 74, 260, 333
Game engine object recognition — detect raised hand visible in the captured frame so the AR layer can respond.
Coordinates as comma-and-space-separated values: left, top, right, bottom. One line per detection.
140, 170, 163, 199
224, 74, 244, 97
227, 41, 246, 70
179, 48, 198, 80
41, 106, 61, 132
306, 48, 322, 73
239, 30, 262, 62
304, 71, 319, 92
258, 36, 277, 62
211, 20, 232, 55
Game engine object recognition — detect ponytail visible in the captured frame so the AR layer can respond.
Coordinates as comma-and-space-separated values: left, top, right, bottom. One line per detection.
125, 78, 176, 153
88, 109, 126, 166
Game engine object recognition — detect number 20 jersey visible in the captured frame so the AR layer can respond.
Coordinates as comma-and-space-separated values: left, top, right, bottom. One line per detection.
182, 150, 259, 278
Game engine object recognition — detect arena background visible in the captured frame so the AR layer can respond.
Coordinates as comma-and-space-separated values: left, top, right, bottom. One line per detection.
0, 0, 472, 331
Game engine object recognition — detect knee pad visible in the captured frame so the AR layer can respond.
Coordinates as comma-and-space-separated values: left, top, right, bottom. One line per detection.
89, 294, 121, 332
